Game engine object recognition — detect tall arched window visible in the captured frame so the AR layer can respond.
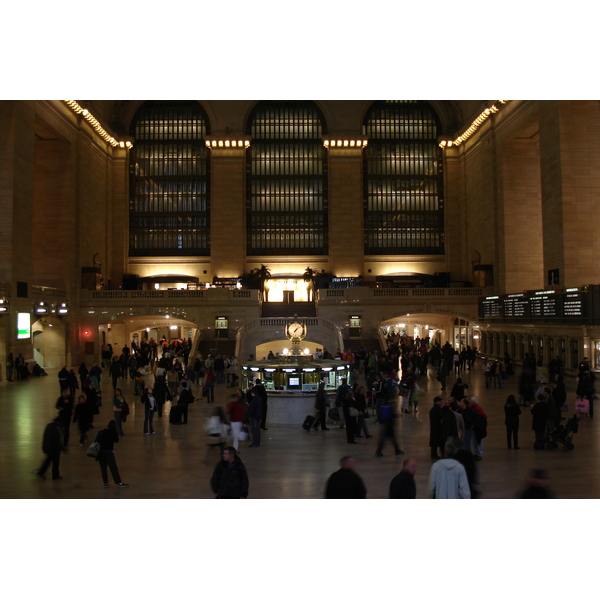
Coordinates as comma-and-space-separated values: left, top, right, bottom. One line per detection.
364, 100, 444, 255
246, 101, 328, 255
129, 101, 210, 256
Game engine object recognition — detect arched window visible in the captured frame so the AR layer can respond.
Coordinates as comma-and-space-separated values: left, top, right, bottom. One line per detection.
246, 101, 328, 255
129, 101, 210, 256
363, 100, 444, 255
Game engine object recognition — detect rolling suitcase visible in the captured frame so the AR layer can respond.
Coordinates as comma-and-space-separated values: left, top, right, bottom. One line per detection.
575, 397, 589, 415
169, 405, 184, 424
302, 415, 315, 430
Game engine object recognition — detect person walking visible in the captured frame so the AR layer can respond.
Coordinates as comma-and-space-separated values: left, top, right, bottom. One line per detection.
311, 381, 330, 431
6, 352, 14, 382
354, 385, 371, 439
95, 420, 128, 488
109, 356, 121, 393
531, 393, 548, 450
36, 417, 64, 480
342, 391, 359, 444
325, 456, 367, 499
427, 440, 471, 499
209, 446, 249, 498
429, 396, 445, 459
247, 388, 262, 447
112, 388, 126, 435
226, 391, 247, 450
177, 381, 194, 424
204, 406, 230, 461
389, 458, 417, 499
55, 388, 74, 447
253, 378, 268, 430
72, 394, 92, 446
504, 394, 521, 449
375, 399, 404, 457
204, 367, 215, 403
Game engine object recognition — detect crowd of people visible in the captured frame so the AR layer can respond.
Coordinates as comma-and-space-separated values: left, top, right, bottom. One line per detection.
30, 331, 593, 498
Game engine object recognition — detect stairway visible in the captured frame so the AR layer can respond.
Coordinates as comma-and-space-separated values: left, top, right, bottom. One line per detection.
260, 301, 317, 318
195, 340, 237, 358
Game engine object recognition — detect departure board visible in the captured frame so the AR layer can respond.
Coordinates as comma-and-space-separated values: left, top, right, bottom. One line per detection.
479, 286, 599, 323
563, 289, 585, 317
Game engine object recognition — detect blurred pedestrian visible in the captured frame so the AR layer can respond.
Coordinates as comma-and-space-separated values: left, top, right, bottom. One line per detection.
325, 456, 367, 499
389, 458, 417, 499
36, 417, 64, 480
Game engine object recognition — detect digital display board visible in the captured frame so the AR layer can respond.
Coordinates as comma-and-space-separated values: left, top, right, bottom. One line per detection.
479, 286, 599, 323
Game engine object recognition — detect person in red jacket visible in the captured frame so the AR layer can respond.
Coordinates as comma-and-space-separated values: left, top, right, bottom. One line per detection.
226, 391, 247, 450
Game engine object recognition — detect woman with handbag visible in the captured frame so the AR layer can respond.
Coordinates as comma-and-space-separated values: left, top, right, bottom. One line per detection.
354, 385, 372, 439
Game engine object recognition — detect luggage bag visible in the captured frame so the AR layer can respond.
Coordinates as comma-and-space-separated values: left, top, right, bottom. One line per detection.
302, 415, 315, 430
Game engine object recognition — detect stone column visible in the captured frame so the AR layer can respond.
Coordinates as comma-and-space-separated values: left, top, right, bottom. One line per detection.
208, 145, 246, 278
326, 145, 364, 277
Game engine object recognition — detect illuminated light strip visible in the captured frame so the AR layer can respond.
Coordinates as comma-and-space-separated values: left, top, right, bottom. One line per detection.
439, 101, 509, 148
323, 139, 368, 148
205, 139, 250, 148
64, 101, 133, 148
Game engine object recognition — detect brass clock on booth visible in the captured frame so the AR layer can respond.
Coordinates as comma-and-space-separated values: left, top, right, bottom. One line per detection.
285, 320, 307, 341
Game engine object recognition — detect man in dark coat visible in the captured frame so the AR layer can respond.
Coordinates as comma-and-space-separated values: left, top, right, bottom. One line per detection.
37, 418, 64, 480
429, 396, 444, 459
210, 447, 249, 498
247, 389, 262, 447
253, 378, 269, 430
58, 366, 70, 391
55, 388, 74, 446
531, 394, 548, 450
177, 381, 194, 424
325, 456, 367, 499
389, 458, 417, 499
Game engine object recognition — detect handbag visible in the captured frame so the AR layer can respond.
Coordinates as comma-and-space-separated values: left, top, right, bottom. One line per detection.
348, 407, 359, 417
86, 441, 101, 458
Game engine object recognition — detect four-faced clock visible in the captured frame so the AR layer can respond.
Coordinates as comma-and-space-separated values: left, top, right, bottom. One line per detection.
286, 321, 306, 341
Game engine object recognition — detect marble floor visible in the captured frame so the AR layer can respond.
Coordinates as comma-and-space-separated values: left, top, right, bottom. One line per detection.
1, 360, 599, 500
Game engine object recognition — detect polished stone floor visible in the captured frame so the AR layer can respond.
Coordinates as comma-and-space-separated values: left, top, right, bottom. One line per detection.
1, 360, 599, 500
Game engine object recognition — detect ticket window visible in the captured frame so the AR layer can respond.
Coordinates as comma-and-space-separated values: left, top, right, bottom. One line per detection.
215, 317, 228, 339
349, 316, 361, 338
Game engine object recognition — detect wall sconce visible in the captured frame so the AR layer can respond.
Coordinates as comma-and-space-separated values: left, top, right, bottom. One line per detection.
34, 301, 48, 314
0, 297, 8, 314
57, 303, 69, 316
